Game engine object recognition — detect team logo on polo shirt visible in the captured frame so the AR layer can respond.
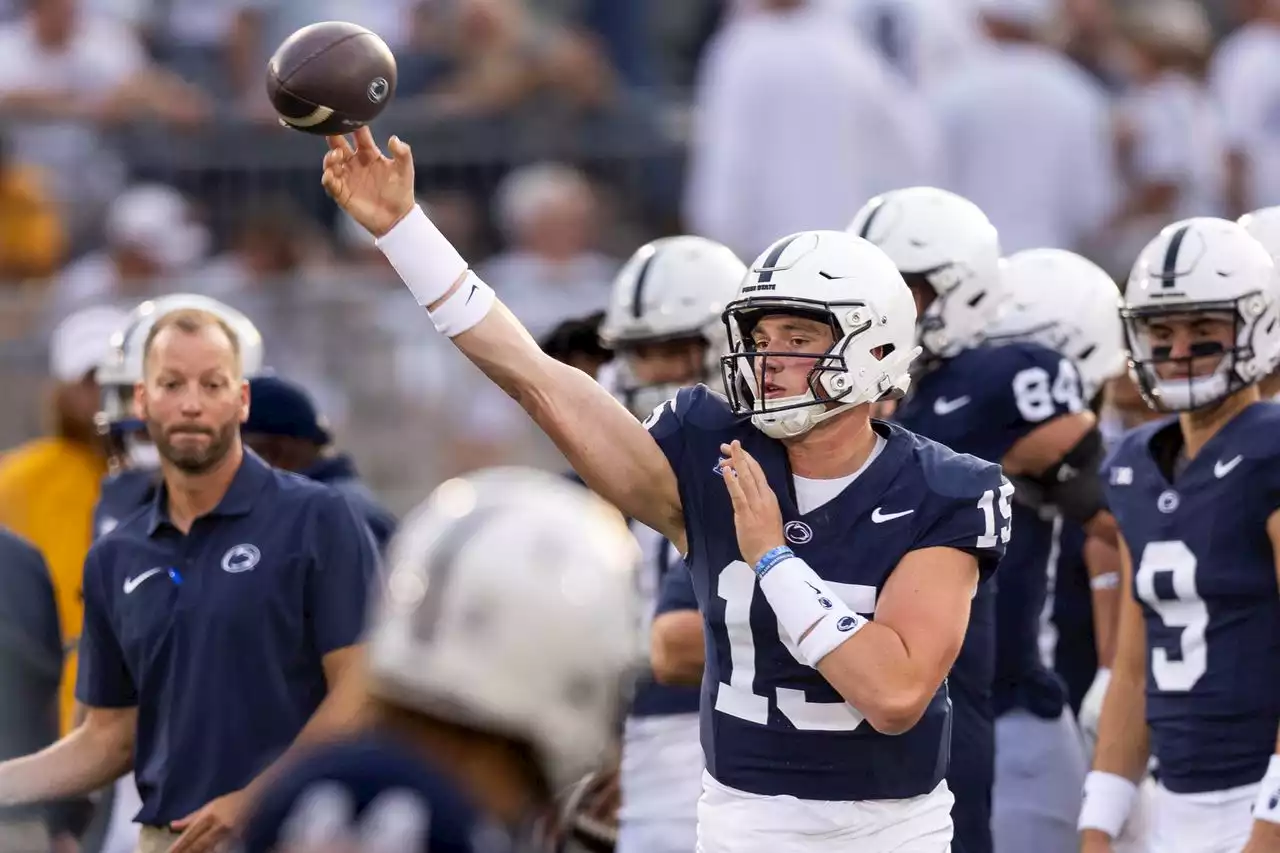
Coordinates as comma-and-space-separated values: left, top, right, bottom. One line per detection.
221, 544, 261, 573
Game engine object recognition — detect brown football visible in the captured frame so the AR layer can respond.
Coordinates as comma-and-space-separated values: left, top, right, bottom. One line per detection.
265, 21, 397, 136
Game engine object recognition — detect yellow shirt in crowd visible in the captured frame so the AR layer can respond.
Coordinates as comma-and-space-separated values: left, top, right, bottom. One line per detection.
0, 437, 106, 733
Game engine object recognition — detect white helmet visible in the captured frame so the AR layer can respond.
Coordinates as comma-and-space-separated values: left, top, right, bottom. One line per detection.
721, 230, 922, 440
1124, 217, 1280, 411
989, 249, 1126, 402
366, 467, 645, 795
95, 293, 265, 469
1239, 206, 1280, 262
847, 187, 1004, 360
597, 236, 745, 418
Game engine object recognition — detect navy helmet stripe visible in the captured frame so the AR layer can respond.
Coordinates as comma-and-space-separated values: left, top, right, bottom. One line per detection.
757, 235, 802, 283
857, 199, 886, 240
1161, 224, 1191, 289
630, 251, 659, 318
413, 507, 500, 643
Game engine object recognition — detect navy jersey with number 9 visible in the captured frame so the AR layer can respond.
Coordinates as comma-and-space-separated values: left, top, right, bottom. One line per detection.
1103, 404, 1280, 794
645, 385, 1008, 801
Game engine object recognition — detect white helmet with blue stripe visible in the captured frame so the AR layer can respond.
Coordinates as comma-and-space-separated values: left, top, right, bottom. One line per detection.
598, 236, 745, 419
720, 230, 922, 439
366, 467, 644, 794
847, 186, 1004, 361
1124, 217, 1280, 411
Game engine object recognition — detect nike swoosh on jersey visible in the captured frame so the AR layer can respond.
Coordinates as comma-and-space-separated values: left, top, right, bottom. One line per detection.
871, 507, 915, 523
933, 396, 971, 415
123, 568, 163, 594
1215, 455, 1244, 478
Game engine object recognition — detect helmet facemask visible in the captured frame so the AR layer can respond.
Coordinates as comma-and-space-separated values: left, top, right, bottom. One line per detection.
720, 295, 917, 439
1122, 296, 1271, 412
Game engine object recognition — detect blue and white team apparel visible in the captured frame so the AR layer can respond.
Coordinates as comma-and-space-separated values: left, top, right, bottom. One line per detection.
894, 341, 1091, 853
617, 522, 703, 853
640, 229, 1011, 852
89, 293, 266, 853
253, 469, 645, 853
647, 384, 1006, 851
1102, 407, 1280, 852
984, 247, 1131, 730
239, 735, 519, 853
596, 234, 749, 853
1081, 217, 1280, 852
850, 188, 1096, 853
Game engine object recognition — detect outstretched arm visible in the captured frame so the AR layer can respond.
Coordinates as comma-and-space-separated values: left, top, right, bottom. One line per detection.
322, 129, 684, 548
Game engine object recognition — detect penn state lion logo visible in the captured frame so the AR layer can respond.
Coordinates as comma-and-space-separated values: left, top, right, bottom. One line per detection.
221, 544, 261, 573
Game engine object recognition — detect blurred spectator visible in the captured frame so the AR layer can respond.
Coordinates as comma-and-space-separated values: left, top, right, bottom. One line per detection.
1209, 0, 1280, 215
842, 0, 985, 88
683, 0, 938, 261
242, 375, 398, 553
0, 139, 64, 282
1059, 0, 1130, 90
195, 197, 326, 299
0, 0, 210, 245
143, 0, 263, 104
478, 162, 619, 342
528, 0, 653, 87
647, 0, 724, 88
1105, 0, 1224, 273
0, 528, 63, 853
929, 0, 1117, 253
47, 183, 209, 320
421, 0, 616, 117
0, 305, 126, 737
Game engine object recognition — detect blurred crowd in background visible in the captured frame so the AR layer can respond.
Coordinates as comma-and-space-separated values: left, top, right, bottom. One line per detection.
0, 0, 1278, 513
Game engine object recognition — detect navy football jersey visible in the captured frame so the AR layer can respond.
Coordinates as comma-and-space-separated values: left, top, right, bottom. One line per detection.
1103, 404, 1280, 794
645, 384, 1007, 801
93, 469, 157, 540
628, 520, 700, 719
896, 342, 1085, 718
239, 734, 518, 853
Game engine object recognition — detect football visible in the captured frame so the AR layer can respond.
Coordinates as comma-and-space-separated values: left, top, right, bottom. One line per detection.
265, 21, 397, 136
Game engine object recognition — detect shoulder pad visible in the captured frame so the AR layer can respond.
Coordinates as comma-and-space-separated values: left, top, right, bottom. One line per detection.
643, 384, 738, 436
909, 428, 1006, 500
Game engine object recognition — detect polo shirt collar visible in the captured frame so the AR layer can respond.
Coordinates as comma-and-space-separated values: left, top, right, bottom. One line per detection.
147, 450, 272, 536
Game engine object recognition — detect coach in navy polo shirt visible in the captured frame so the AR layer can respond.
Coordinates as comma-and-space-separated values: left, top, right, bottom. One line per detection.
0, 307, 377, 853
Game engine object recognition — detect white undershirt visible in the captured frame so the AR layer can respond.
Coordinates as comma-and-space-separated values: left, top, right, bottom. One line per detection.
792, 434, 887, 515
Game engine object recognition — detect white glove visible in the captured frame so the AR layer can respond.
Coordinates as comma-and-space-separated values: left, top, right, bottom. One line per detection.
1080, 667, 1111, 757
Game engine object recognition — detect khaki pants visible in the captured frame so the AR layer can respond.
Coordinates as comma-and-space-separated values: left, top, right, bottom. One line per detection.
136, 825, 182, 853
0, 817, 50, 853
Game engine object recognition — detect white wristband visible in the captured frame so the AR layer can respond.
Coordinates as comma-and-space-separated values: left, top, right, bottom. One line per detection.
1252, 755, 1280, 825
758, 557, 866, 668
428, 271, 496, 338
375, 205, 469, 307
1077, 770, 1138, 838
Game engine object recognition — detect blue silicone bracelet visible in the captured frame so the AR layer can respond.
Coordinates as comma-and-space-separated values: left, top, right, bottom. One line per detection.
754, 545, 794, 578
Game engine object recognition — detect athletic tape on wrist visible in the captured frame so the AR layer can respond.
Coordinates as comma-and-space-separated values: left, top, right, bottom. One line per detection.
428, 271, 495, 338
758, 557, 865, 668
375, 205, 469, 307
